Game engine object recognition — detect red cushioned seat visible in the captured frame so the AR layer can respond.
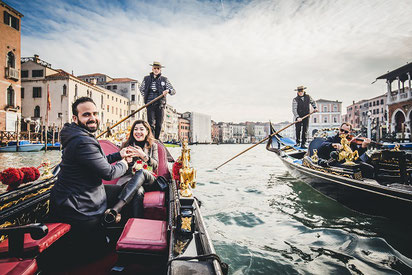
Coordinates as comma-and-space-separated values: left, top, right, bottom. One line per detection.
143, 191, 166, 221
0, 258, 37, 275
156, 142, 171, 180
99, 140, 121, 185
0, 223, 71, 254
116, 218, 167, 254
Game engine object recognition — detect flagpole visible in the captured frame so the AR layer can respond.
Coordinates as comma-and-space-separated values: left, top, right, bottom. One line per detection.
45, 84, 51, 151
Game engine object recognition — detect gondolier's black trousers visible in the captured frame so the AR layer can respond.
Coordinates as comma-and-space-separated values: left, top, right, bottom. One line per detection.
295, 117, 309, 145
147, 104, 164, 140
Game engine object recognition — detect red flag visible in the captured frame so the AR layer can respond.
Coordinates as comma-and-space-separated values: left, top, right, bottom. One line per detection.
47, 84, 51, 111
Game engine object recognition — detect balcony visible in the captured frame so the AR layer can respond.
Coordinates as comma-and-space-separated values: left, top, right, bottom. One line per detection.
5, 67, 19, 80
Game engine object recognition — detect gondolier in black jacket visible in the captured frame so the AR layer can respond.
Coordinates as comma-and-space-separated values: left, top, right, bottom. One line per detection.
50, 97, 139, 257
292, 86, 317, 148
140, 61, 176, 140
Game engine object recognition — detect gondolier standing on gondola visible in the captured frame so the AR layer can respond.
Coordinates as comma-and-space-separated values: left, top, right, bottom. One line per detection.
140, 61, 176, 140
292, 86, 318, 149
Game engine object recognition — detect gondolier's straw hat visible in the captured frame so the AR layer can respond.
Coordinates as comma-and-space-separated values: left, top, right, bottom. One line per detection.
294, 86, 307, 91
149, 61, 165, 68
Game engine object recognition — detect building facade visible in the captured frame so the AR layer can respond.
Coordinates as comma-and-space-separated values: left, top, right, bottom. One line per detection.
178, 116, 190, 142
20, 55, 129, 132
0, 1, 23, 131
182, 112, 211, 143
271, 121, 294, 138
309, 99, 342, 137
376, 62, 412, 136
78, 73, 145, 123
161, 104, 178, 142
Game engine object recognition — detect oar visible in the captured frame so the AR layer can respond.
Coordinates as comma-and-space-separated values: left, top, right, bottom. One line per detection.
96, 93, 166, 138
215, 110, 316, 170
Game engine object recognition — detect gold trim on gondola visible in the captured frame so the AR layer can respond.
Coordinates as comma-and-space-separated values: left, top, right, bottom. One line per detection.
0, 186, 53, 211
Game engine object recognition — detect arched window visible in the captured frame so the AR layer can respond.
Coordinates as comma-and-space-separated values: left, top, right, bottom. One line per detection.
62, 84, 67, 96
7, 86, 14, 106
34, 106, 40, 117
89, 90, 92, 98
6, 51, 15, 68
75, 84, 78, 97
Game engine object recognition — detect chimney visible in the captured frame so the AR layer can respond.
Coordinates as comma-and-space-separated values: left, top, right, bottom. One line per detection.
34, 54, 39, 63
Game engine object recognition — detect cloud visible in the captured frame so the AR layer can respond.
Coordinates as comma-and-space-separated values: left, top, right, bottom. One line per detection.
12, 0, 412, 123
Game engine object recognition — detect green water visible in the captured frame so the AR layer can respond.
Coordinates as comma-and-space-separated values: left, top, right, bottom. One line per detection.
1, 145, 411, 274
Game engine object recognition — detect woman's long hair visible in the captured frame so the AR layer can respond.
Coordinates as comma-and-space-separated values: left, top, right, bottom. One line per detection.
121, 120, 155, 149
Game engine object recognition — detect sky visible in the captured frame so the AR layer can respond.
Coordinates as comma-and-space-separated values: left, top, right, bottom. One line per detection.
6, 0, 412, 123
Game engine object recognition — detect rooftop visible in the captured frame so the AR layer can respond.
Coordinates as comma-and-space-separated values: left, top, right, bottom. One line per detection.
107, 78, 137, 83
376, 62, 412, 83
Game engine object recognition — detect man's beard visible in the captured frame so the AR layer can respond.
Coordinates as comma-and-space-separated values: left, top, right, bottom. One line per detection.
78, 119, 99, 133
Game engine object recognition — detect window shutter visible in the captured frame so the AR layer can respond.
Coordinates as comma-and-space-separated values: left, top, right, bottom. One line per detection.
3, 11, 9, 25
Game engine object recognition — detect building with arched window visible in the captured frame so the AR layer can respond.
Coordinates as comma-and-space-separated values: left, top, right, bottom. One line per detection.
308, 99, 342, 138
0, 1, 23, 131
376, 62, 412, 138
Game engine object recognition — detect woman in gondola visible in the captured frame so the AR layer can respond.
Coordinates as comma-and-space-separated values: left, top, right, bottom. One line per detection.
103, 120, 158, 223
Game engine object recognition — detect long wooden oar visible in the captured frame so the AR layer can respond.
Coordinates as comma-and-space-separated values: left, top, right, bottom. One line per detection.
215, 110, 316, 170
97, 93, 166, 138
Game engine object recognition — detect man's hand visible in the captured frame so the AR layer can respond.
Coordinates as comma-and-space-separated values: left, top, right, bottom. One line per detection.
332, 143, 343, 150
297, 117, 303, 122
362, 138, 371, 148
120, 146, 139, 158
314, 109, 319, 113
162, 90, 169, 96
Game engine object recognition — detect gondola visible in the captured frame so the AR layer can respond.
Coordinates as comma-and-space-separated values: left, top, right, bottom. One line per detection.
266, 127, 412, 220
0, 140, 227, 275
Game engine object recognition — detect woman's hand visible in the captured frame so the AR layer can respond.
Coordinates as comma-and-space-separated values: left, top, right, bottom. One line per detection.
120, 146, 139, 159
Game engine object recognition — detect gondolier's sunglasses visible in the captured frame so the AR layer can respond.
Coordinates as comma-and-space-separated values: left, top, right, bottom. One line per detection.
339, 128, 350, 134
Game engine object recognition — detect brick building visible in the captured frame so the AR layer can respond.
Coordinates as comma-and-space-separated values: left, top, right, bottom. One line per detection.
0, 1, 23, 131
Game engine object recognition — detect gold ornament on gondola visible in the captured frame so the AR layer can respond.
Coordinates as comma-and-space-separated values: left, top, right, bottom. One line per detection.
392, 144, 400, 151
338, 134, 359, 166
181, 216, 192, 232
179, 141, 196, 197
311, 149, 319, 163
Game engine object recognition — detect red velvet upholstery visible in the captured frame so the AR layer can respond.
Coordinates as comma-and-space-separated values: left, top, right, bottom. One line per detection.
99, 140, 121, 185
116, 218, 167, 254
0, 223, 71, 254
0, 258, 37, 275
156, 142, 171, 180
143, 191, 166, 221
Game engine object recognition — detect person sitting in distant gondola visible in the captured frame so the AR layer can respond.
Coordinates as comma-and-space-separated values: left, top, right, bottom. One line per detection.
103, 120, 159, 222
317, 122, 374, 178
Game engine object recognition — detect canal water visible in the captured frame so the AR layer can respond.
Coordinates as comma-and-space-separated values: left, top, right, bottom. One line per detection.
1, 144, 411, 274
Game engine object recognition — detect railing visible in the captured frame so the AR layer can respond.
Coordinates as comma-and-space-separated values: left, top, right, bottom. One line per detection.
21, 57, 51, 68
5, 67, 19, 80
0, 131, 43, 144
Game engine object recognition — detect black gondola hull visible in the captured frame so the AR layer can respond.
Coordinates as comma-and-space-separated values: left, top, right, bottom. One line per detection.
275, 151, 412, 219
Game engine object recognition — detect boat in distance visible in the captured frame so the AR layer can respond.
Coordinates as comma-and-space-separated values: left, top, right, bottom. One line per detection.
0, 141, 44, 152
266, 130, 412, 220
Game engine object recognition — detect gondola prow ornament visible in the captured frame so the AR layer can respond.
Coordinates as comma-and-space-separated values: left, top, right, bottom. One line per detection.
338, 134, 359, 166
179, 141, 196, 197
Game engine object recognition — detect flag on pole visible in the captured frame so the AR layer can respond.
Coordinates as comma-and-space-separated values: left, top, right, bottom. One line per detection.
47, 84, 51, 111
